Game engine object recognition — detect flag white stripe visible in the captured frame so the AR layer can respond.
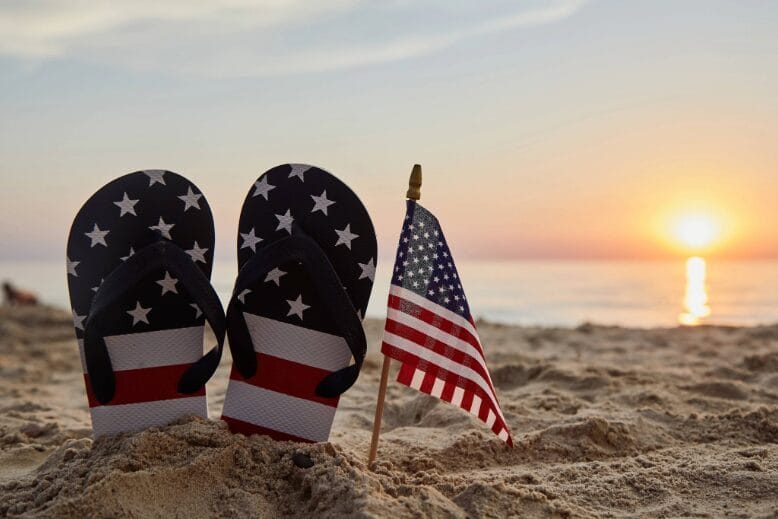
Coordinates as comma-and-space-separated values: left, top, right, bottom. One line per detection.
383, 331, 503, 421
77, 326, 205, 373
390, 285, 480, 343
90, 396, 207, 438
387, 291, 505, 422
431, 378, 445, 398
386, 308, 489, 374
410, 368, 425, 390
469, 395, 482, 416
222, 380, 336, 442
242, 313, 351, 371
452, 386, 464, 406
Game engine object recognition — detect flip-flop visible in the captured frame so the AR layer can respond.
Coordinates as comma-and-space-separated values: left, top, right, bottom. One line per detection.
221, 164, 377, 442
66, 170, 225, 438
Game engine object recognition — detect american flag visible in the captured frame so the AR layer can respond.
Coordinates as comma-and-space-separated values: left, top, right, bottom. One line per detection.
380, 200, 512, 445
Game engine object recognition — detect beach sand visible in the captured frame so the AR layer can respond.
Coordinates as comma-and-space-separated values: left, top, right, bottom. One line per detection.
1, 305, 777, 518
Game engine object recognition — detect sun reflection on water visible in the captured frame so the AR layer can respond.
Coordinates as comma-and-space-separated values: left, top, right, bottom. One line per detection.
679, 256, 711, 326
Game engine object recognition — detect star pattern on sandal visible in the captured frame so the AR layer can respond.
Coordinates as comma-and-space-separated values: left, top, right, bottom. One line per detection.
286, 295, 310, 319
120, 247, 135, 262
67, 257, 80, 277
265, 267, 286, 286
240, 228, 263, 252
358, 258, 376, 281
127, 301, 151, 325
144, 170, 166, 186
275, 209, 294, 234
288, 164, 309, 182
68, 173, 217, 343
234, 165, 376, 329
72, 310, 86, 331
85, 224, 110, 248
156, 271, 178, 295
178, 187, 202, 211
252, 177, 275, 200
237, 289, 251, 304
186, 241, 208, 263
149, 217, 175, 240
114, 192, 139, 217
310, 190, 335, 215
334, 224, 359, 249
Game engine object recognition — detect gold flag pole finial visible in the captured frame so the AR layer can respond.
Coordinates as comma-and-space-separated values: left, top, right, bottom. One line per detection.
406, 164, 422, 200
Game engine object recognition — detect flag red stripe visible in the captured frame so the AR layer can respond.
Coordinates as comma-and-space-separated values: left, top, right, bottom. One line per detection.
384, 317, 494, 387
228, 353, 341, 408
388, 294, 484, 357
381, 329, 504, 420
382, 342, 508, 433
84, 364, 205, 407
221, 416, 315, 443
388, 292, 502, 400
392, 340, 512, 445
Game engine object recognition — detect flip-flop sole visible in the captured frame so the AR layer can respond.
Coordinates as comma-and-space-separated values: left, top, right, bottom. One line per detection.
67, 170, 215, 437
221, 164, 377, 442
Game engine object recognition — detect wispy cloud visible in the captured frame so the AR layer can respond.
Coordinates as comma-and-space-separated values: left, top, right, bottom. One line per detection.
0, 0, 586, 77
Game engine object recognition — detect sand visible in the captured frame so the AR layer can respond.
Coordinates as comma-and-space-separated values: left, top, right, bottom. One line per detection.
1, 305, 777, 518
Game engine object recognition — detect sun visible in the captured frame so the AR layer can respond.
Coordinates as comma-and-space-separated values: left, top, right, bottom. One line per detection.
671, 212, 722, 250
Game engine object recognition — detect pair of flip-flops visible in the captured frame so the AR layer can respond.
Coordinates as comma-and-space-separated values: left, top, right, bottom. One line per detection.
66, 165, 376, 442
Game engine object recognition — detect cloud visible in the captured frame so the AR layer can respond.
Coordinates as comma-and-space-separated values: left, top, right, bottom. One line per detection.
0, 0, 586, 77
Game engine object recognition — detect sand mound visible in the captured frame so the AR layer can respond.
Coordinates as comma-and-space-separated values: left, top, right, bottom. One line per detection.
2, 418, 374, 518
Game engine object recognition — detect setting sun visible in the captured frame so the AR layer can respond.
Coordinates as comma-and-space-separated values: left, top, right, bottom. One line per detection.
671, 213, 723, 250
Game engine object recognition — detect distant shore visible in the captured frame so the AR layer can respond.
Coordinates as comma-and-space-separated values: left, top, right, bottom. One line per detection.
1, 305, 777, 517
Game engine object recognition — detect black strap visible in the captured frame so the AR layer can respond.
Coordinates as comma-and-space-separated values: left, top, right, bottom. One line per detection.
83, 239, 226, 404
227, 229, 366, 398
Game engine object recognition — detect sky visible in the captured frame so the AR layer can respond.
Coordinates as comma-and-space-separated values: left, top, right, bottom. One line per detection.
1, 0, 777, 262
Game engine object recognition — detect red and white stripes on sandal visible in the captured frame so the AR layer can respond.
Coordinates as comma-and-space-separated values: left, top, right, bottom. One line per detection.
221, 314, 351, 442
79, 326, 208, 437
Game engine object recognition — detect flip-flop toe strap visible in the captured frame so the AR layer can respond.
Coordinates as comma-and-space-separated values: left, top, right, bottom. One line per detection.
84, 239, 226, 404
227, 230, 366, 398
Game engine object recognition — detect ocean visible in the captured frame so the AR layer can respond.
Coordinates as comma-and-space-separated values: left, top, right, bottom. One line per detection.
3, 259, 778, 328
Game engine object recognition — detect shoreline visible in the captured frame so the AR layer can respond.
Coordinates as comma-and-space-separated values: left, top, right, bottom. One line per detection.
1, 305, 777, 517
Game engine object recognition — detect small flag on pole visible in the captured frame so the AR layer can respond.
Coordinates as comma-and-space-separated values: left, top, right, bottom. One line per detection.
380, 196, 512, 446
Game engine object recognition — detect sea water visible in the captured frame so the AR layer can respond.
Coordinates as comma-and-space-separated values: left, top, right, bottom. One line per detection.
3, 259, 778, 328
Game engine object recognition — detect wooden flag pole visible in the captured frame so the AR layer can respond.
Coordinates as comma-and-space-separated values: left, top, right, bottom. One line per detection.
368, 164, 422, 467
